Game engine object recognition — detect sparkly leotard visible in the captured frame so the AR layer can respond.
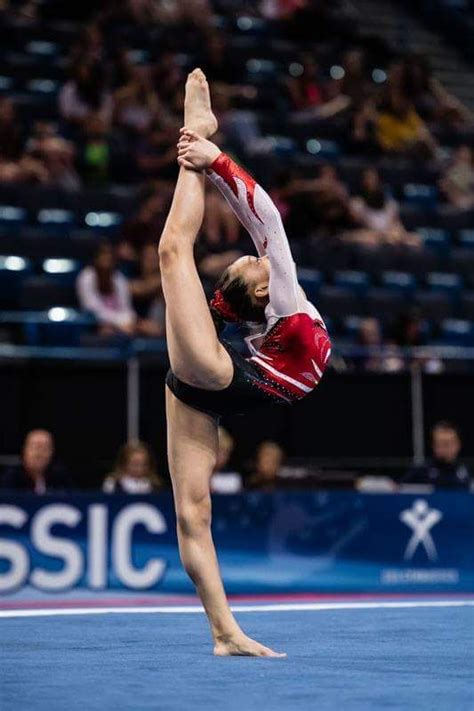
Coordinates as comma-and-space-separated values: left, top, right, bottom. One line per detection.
166, 152, 331, 419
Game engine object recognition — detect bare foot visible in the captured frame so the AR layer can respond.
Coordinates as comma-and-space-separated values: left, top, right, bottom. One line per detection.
184, 69, 218, 139
214, 634, 287, 658
177, 129, 221, 171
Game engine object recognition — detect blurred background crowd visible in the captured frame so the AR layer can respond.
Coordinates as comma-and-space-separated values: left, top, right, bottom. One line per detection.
0, 0, 474, 372
0, 422, 471, 492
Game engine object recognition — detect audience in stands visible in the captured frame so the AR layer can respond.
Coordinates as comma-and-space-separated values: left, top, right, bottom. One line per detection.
211, 427, 242, 494
1, 429, 70, 492
77, 241, 161, 338
348, 168, 421, 249
440, 145, 474, 209
129, 243, 165, 337
355, 317, 403, 372
246, 441, 285, 491
103, 441, 163, 494
403, 422, 472, 490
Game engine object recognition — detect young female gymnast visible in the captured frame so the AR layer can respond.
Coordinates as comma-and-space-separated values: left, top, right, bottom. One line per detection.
159, 69, 331, 657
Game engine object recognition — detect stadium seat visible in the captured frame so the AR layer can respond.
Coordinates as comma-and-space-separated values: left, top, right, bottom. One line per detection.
439, 319, 474, 347
41, 258, 81, 285
19, 276, 77, 310
318, 285, 364, 320
83, 211, 123, 232
37, 208, 75, 230
402, 184, 438, 207
458, 229, 474, 248
380, 271, 417, 294
460, 291, 474, 320
414, 290, 453, 320
297, 268, 323, 301
365, 287, 407, 319
333, 270, 370, 295
0, 205, 28, 230
426, 272, 463, 295
417, 227, 450, 250
0, 255, 33, 308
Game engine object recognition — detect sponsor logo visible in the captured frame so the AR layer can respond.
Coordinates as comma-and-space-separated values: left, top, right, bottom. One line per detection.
400, 499, 442, 561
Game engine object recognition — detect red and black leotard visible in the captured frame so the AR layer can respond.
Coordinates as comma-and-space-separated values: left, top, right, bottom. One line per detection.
166, 153, 331, 418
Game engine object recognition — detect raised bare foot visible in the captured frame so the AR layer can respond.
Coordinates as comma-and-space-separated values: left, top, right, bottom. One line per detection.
214, 633, 287, 658
184, 68, 218, 139
177, 129, 221, 170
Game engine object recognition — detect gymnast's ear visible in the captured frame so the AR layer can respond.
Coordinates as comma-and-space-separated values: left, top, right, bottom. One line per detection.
253, 281, 269, 299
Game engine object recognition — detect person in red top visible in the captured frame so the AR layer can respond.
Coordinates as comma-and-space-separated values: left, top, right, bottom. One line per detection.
158, 69, 330, 659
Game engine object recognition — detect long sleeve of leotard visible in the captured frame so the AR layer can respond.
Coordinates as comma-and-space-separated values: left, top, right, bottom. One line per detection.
207, 152, 305, 317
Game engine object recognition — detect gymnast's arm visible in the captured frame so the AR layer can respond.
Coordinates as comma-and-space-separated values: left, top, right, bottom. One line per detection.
207, 153, 304, 317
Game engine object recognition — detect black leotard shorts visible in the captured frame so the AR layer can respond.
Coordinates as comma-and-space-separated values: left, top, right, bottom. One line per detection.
166, 341, 289, 420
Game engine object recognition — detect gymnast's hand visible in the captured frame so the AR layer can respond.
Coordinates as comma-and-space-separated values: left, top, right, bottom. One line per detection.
177, 128, 221, 171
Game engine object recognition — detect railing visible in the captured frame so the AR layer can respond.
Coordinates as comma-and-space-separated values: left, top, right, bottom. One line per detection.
1, 341, 473, 465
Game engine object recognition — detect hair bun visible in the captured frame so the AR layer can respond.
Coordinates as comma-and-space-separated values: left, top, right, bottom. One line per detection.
210, 289, 240, 323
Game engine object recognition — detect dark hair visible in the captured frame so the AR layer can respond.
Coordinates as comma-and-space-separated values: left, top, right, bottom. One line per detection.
92, 241, 115, 296
210, 266, 266, 331
432, 421, 460, 437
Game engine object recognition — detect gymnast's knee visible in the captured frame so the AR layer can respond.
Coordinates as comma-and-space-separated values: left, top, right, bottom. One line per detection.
158, 234, 186, 269
176, 497, 212, 539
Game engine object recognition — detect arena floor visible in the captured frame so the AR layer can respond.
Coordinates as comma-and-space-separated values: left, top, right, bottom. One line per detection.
1, 597, 473, 711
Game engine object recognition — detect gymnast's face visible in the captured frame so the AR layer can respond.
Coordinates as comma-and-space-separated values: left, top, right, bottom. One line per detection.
229, 254, 270, 300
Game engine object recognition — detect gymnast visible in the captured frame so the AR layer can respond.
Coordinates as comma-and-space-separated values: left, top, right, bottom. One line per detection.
159, 69, 331, 656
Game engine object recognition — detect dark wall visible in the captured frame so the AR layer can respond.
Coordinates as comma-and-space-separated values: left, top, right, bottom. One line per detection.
1, 360, 473, 485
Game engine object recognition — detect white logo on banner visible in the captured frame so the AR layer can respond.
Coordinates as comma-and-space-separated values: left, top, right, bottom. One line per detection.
400, 499, 443, 561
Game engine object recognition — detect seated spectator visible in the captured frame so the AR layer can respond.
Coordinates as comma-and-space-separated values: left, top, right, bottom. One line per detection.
286, 53, 324, 111
0, 98, 24, 162
211, 427, 242, 494
1, 430, 70, 493
103, 441, 164, 494
376, 92, 437, 158
135, 120, 178, 181
77, 241, 137, 337
347, 98, 379, 155
348, 168, 421, 249
355, 317, 403, 372
28, 134, 81, 192
129, 243, 165, 337
440, 145, 474, 210
246, 441, 285, 491
114, 67, 161, 137
403, 422, 471, 490
58, 61, 114, 127
77, 115, 113, 186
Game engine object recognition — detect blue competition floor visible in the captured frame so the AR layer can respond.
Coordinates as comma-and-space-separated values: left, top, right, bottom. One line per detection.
1, 603, 473, 711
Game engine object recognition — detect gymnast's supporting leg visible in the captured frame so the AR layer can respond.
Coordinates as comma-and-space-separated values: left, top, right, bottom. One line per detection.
160, 70, 285, 656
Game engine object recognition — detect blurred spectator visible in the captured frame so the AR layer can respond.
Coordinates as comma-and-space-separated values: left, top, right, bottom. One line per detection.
129, 243, 165, 337
28, 134, 81, 192
211, 427, 242, 494
58, 61, 114, 127
114, 67, 161, 137
347, 98, 379, 155
77, 241, 136, 337
348, 168, 421, 249
246, 441, 285, 490
103, 441, 163, 493
440, 145, 474, 210
391, 309, 427, 348
376, 92, 437, 158
203, 183, 241, 246
77, 115, 113, 186
286, 53, 324, 111
1, 430, 70, 492
355, 317, 403, 372
403, 422, 471, 490
135, 121, 178, 180
0, 98, 23, 161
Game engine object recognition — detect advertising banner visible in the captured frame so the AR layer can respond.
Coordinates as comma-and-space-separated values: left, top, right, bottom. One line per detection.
1, 491, 473, 597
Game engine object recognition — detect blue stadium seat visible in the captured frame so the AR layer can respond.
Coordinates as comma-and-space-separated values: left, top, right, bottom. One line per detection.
440, 319, 474, 346
0, 255, 33, 308
245, 59, 278, 82
461, 292, 474, 320
417, 227, 450, 249
305, 138, 341, 158
19, 309, 96, 347
458, 229, 474, 248
343, 315, 366, 339
426, 272, 463, 295
297, 268, 323, 301
365, 287, 407, 319
402, 184, 438, 207
318, 285, 364, 319
41, 258, 81, 285
333, 270, 370, 295
380, 271, 417, 294
0, 205, 28, 230
37, 208, 75, 231
26, 78, 60, 95
19, 276, 77, 310
414, 290, 453, 320
84, 211, 122, 232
